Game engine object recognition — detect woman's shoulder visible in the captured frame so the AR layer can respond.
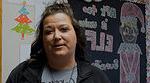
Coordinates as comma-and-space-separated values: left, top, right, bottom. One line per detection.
90, 64, 111, 83
6, 60, 30, 83
6, 59, 44, 83
8, 59, 43, 76
10, 60, 29, 74
78, 61, 111, 83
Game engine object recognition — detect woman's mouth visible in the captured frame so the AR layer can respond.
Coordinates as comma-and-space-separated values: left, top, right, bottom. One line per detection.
53, 44, 64, 48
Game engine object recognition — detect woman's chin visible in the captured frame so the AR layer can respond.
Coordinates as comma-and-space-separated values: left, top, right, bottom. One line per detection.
52, 51, 68, 57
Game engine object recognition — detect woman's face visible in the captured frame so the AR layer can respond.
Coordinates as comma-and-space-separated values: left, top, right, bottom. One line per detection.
42, 13, 77, 58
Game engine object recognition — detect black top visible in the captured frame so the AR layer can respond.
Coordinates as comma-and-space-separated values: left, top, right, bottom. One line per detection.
6, 59, 111, 83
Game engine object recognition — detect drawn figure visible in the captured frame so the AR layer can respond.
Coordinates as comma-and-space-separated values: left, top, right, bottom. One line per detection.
118, 2, 145, 83
121, 0, 147, 4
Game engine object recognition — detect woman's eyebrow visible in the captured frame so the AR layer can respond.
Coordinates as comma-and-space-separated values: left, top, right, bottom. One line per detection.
58, 24, 68, 27
44, 25, 53, 29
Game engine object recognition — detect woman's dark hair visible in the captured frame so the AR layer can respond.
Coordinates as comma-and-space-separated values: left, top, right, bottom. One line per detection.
30, 3, 86, 62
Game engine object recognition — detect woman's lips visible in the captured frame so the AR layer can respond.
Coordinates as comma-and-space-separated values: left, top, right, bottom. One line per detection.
53, 44, 65, 48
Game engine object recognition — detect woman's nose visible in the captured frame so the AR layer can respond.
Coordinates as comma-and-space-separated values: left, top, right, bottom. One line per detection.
54, 30, 61, 41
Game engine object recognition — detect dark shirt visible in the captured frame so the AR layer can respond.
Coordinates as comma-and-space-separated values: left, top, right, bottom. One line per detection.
6, 59, 111, 83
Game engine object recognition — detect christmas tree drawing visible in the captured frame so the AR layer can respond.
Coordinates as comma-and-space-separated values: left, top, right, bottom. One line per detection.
11, 1, 35, 40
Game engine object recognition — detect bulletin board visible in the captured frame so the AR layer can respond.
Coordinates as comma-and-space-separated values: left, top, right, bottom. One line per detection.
69, 0, 147, 83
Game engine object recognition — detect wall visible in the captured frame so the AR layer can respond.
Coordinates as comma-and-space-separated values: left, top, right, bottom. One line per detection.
2, 0, 57, 82
2, 0, 149, 83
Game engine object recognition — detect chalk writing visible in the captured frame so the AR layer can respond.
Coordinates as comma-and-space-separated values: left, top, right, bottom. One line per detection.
83, 5, 97, 16
100, 5, 116, 18
91, 59, 119, 70
85, 30, 113, 52
105, 34, 113, 52
78, 18, 97, 29
101, 18, 108, 30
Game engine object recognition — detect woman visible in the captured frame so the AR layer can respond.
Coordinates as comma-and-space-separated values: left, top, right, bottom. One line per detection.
6, 2, 110, 83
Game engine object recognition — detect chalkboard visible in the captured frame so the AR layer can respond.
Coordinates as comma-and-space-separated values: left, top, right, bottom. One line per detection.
68, 0, 146, 83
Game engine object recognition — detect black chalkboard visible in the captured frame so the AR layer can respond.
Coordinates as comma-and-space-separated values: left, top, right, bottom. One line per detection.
68, 0, 146, 83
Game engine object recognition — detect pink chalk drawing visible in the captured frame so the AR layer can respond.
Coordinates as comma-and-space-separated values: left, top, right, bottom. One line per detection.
118, 2, 144, 83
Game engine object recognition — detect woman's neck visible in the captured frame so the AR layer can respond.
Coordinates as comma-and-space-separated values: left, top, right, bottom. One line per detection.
47, 55, 77, 70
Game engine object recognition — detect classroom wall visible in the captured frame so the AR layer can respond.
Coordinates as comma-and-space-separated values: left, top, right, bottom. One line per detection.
2, 0, 56, 83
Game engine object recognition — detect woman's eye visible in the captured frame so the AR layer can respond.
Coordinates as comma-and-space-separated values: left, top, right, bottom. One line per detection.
44, 30, 53, 35
60, 27, 69, 32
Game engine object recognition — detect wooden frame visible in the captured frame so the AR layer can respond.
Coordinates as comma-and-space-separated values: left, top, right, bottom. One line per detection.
0, 0, 2, 83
